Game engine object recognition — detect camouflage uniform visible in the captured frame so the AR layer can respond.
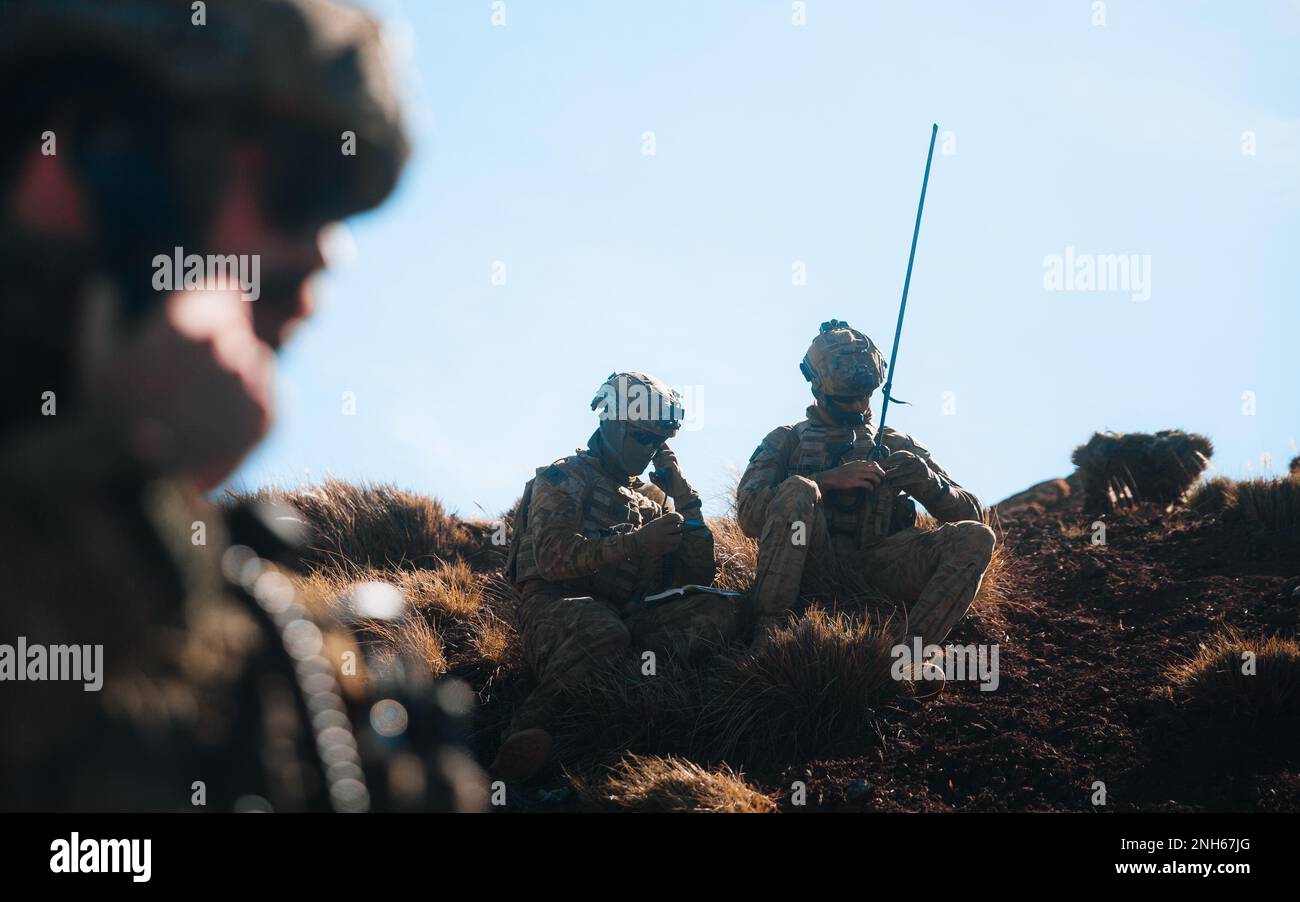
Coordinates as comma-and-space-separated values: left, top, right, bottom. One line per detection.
505, 374, 739, 736
738, 322, 994, 646
0, 0, 483, 811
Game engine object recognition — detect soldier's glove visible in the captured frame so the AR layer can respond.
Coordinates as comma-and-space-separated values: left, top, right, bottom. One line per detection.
629, 512, 686, 558
882, 450, 942, 498
649, 447, 700, 508
814, 460, 886, 492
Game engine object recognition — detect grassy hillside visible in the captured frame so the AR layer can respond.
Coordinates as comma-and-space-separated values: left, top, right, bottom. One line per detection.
227, 455, 1300, 812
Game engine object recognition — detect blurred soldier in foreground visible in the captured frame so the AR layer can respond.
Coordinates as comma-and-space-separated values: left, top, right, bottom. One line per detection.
0, 0, 484, 811
737, 320, 994, 655
499, 373, 743, 781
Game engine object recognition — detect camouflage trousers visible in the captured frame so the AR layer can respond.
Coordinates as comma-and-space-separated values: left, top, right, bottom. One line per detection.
750, 476, 995, 645
510, 588, 740, 733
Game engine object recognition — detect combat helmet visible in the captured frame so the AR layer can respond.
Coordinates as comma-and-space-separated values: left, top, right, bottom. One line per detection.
589, 372, 685, 476
591, 372, 685, 433
0, 0, 409, 217
800, 319, 886, 400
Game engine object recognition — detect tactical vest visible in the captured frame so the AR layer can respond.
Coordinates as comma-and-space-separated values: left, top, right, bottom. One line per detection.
786, 420, 917, 547
509, 454, 660, 601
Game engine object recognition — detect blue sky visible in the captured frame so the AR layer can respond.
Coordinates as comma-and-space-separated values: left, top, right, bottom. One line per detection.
229, 0, 1299, 519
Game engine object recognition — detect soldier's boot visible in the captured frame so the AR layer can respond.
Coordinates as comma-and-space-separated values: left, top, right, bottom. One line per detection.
490, 728, 554, 783
903, 659, 947, 700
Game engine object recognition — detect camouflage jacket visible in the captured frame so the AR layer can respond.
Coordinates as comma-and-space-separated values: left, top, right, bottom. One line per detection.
509, 450, 715, 603
0, 420, 364, 812
737, 405, 982, 545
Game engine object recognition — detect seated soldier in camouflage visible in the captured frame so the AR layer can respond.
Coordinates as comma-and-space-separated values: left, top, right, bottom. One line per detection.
738, 320, 995, 658
496, 372, 740, 781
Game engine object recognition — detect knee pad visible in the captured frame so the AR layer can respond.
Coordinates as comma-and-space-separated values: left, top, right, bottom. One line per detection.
953, 521, 996, 564
773, 475, 822, 516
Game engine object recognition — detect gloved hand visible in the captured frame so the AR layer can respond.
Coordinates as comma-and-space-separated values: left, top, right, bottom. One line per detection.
630, 512, 686, 558
882, 449, 940, 496
649, 446, 698, 506
814, 459, 886, 492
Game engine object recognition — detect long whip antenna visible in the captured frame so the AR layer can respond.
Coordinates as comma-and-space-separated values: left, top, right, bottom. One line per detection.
874, 122, 939, 457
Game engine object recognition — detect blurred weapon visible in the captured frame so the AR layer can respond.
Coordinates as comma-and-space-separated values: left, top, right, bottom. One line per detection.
872, 123, 939, 462
222, 500, 487, 812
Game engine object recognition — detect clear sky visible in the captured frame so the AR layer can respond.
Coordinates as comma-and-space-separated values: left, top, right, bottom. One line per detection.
229, 0, 1299, 520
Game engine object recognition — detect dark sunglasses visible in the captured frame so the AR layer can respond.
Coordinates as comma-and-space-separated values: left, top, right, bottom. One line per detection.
629, 430, 667, 448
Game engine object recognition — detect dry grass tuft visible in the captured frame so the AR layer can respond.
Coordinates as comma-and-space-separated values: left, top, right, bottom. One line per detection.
975, 538, 1012, 609
550, 607, 906, 773
230, 478, 478, 571
1167, 629, 1300, 718
548, 657, 717, 768
1231, 477, 1300, 532
703, 608, 902, 769
471, 616, 517, 669
365, 610, 449, 676
1070, 430, 1213, 513
1181, 475, 1298, 532
428, 560, 486, 617
711, 515, 758, 594
289, 561, 522, 681
1184, 476, 1239, 516
580, 753, 776, 813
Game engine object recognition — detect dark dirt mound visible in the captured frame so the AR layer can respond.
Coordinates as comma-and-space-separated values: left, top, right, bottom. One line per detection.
790, 504, 1300, 812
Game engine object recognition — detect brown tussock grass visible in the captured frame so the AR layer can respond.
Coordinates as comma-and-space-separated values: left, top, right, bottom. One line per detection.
232, 478, 477, 571
710, 515, 758, 594
1070, 430, 1213, 513
1232, 477, 1300, 532
578, 753, 777, 813
289, 560, 521, 681
1184, 475, 1239, 516
471, 615, 516, 669
1182, 474, 1298, 532
548, 656, 718, 769
1167, 629, 1300, 719
703, 607, 903, 770
549, 607, 905, 773
426, 560, 485, 618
